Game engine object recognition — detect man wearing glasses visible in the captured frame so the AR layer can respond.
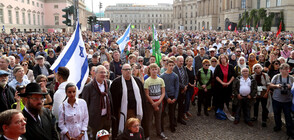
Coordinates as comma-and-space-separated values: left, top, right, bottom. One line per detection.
110, 64, 147, 139
21, 83, 59, 140
0, 109, 27, 140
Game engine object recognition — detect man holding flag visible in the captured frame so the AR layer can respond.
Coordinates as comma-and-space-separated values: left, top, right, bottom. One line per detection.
152, 24, 162, 66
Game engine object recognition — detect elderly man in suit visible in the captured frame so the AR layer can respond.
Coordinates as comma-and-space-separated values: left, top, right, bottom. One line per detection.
0, 109, 26, 140
32, 55, 54, 80
21, 83, 59, 140
173, 56, 189, 125
81, 65, 112, 140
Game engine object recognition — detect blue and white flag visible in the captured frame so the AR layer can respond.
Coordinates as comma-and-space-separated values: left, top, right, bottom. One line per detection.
117, 24, 130, 52
50, 22, 89, 93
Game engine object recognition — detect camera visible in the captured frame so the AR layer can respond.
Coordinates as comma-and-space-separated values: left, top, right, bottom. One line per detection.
281, 83, 289, 95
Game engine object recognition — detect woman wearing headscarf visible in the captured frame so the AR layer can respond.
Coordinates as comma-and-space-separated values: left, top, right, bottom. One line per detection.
248, 53, 258, 74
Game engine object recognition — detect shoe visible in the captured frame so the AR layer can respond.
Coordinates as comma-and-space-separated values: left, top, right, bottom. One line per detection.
262, 122, 267, 127
274, 126, 281, 132
207, 107, 212, 111
183, 114, 189, 120
234, 120, 239, 124
251, 117, 257, 122
170, 127, 176, 133
227, 115, 235, 122
186, 112, 192, 117
197, 112, 201, 116
158, 132, 168, 139
177, 119, 187, 125
204, 112, 209, 116
246, 121, 254, 127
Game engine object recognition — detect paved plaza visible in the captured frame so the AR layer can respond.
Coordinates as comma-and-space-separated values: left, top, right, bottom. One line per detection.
150, 105, 289, 140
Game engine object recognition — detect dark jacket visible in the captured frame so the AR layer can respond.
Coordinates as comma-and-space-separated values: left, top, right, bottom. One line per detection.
110, 59, 123, 78
194, 54, 209, 74
173, 66, 189, 90
232, 76, 257, 104
214, 64, 235, 88
110, 76, 147, 139
0, 85, 16, 113
33, 63, 53, 79
118, 127, 145, 140
81, 80, 113, 131
0, 135, 26, 140
23, 108, 59, 140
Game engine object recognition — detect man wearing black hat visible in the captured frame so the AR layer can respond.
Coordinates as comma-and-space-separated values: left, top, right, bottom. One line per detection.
0, 70, 16, 113
21, 83, 59, 140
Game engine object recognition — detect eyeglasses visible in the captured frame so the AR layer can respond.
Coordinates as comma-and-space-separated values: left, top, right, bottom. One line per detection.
132, 124, 140, 128
29, 97, 45, 102
211, 61, 216, 62
22, 64, 28, 66
122, 68, 132, 71
237, 51, 241, 53
274, 63, 280, 65
163, 60, 167, 61
205, 65, 210, 67
254, 67, 261, 70
15, 118, 27, 125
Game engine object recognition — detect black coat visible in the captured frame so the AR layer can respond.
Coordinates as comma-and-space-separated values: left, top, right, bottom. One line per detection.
33, 63, 53, 79
0, 135, 26, 140
110, 76, 147, 139
0, 85, 16, 113
214, 64, 235, 88
23, 108, 59, 140
81, 80, 113, 131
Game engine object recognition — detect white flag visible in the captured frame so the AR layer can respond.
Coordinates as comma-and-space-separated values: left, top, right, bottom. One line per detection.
50, 22, 89, 93
117, 24, 131, 52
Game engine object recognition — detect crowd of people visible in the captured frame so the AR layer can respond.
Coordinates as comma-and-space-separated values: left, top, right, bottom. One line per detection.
0, 29, 294, 140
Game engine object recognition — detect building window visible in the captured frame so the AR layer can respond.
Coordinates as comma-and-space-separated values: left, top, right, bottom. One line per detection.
28, 13, 31, 24
277, 0, 281, 6
0, 9, 3, 24
41, 4, 43, 8
16, 11, 19, 24
54, 15, 59, 25
32, 1, 34, 6
41, 15, 44, 25
257, 0, 261, 9
8, 10, 12, 24
22, 12, 25, 24
22, 0, 24, 2
241, 0, 246, 9
33, 14, 35, 25
266, 0, 270, 8
27, 0, 29, 4
54, 5, 58, 9
37, 2, 39, 7
37, 14, 40, 25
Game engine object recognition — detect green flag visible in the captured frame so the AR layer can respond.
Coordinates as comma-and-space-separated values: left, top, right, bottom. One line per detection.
116, 25, 119, 30
152, 24, 161, 66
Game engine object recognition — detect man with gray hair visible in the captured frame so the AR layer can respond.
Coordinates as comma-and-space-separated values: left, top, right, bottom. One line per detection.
173, 56, 188, 125
232, 67, 257, 126
0, 56, 14, 82
81, 65, 112, 140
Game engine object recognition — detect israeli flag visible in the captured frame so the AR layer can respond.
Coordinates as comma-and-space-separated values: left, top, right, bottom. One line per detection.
117, 24, 130, 52
50, 22, 89, 93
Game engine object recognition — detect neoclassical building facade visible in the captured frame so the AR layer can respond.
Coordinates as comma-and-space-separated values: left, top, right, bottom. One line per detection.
173, 0, 294, 31
104, 3, 173, 30
0, 0, 92, 33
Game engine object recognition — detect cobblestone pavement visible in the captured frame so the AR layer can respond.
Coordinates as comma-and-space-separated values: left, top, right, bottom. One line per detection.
149, 104, 290, 140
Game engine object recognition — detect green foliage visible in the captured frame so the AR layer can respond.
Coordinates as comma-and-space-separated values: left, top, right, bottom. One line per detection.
262, 13, 274, 31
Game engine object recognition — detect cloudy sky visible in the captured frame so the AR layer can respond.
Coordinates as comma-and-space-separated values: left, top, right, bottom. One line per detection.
84, 0, 173, 13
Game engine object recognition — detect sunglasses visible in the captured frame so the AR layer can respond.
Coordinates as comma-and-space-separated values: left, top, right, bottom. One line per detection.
237, 51, 241, 53
205, 65, 210, 66
274, 63, 280, 65
163, 60, 167, 61
22, 64, 28, 66
138, 60, 143, 62
211, 61, 216, 62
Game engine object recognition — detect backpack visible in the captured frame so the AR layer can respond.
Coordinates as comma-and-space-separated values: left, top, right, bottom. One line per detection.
215, 109, 227, 120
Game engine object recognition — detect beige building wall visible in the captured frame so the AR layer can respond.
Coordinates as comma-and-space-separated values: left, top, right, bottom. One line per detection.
173, 0, 294, 31
104, 3, 173, 31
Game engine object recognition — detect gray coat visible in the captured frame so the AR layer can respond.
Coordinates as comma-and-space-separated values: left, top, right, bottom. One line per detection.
81, 80, 113, 131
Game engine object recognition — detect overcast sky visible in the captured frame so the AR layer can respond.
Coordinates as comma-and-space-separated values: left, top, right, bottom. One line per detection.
84, 0, 173, 13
